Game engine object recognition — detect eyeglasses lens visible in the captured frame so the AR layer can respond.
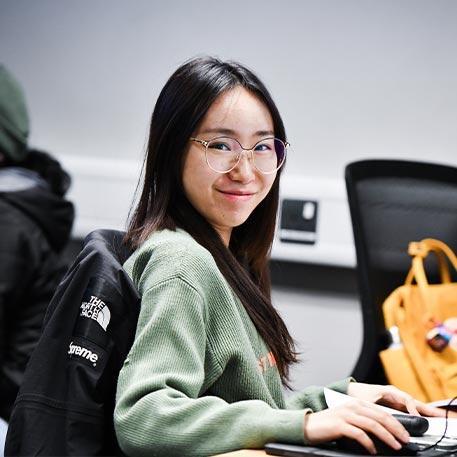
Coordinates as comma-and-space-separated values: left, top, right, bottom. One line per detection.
206, 137, 286, 173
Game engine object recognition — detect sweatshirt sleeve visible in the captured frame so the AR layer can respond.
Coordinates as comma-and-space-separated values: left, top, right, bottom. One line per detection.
285, 378, 355, 411
114, 277, 306, 457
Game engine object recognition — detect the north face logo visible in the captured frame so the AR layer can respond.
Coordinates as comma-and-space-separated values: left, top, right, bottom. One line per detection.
68, 341, 99, 366
80, 295, 111, 331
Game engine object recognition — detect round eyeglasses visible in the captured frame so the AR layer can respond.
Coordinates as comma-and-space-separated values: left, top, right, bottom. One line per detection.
189, 136, 288, 174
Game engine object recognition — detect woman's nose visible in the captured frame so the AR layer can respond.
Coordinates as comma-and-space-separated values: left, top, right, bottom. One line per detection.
228, 150, 255, 182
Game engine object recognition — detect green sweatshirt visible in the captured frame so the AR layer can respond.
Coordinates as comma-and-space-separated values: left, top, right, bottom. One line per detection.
114, 229, 351, 457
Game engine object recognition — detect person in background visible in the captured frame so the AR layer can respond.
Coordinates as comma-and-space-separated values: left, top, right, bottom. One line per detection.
0, 64, 74, 422
114, 56, 445, 457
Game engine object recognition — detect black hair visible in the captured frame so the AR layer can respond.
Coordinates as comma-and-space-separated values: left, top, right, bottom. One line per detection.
125, 56, 297, 385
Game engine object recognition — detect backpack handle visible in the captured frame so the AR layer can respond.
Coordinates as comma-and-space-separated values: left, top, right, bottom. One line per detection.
405, 238, 457, 288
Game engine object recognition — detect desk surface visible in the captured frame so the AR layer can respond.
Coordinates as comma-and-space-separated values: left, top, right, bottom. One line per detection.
213, 451, 266, 456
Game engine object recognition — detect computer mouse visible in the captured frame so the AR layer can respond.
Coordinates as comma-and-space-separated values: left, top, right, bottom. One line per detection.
337, 414, 428, 455
391, 414, 429, 436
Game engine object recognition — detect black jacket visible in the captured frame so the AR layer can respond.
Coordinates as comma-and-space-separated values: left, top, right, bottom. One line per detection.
0, 150, 74, 420
5, 229, 141, 456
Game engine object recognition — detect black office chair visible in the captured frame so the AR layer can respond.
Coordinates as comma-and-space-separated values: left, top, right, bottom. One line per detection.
5, 229, 141, 456
345, 159, 457, 384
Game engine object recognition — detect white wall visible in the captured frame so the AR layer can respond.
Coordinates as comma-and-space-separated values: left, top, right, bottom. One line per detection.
1, 0, 456, 387
273, 288, 361, 390
1, 0, 456, 175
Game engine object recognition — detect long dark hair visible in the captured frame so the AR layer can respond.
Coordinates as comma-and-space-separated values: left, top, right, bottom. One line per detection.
125, 56, 298, 385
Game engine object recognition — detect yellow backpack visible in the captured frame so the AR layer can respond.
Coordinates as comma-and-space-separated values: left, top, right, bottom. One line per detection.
379, 238, 457, 402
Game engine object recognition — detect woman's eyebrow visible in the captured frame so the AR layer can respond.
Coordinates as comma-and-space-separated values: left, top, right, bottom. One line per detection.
198, 128, 275, 137
255, 129, 275, 137
199, 128, 236, 136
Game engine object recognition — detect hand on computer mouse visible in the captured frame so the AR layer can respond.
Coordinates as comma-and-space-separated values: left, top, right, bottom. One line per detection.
304, 399, 410, 455
337, 415, 428, 455
346, 382, 447, 418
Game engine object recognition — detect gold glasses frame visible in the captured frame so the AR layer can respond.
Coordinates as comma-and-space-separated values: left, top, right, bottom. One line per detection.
189, 136, 289, 175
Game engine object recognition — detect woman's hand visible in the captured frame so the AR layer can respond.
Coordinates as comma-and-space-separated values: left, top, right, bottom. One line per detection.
304, 399, 410, 455
347, 382, 447, 417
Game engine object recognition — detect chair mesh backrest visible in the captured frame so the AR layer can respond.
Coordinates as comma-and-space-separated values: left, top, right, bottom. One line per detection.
345, 159, 457, 383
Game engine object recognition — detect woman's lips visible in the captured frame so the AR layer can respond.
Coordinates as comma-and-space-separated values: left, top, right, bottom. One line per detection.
217, 190, 255, 201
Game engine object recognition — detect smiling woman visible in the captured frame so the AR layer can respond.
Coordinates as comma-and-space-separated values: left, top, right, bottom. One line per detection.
113, 56, 445, 457
182, 87, 278, 246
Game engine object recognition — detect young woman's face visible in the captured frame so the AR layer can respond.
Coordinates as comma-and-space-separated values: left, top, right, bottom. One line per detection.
182, 87, 277, 246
